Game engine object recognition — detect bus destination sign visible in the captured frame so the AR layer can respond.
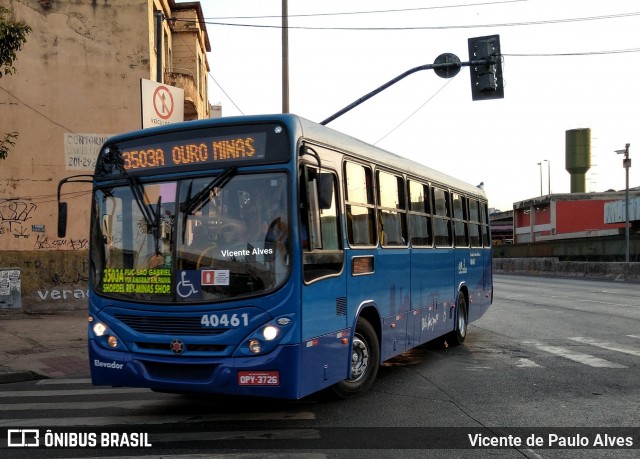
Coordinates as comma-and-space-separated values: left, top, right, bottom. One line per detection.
117, 132, 267, 173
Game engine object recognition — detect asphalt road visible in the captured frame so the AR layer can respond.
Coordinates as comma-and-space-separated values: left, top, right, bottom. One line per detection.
1, 274, 639, 458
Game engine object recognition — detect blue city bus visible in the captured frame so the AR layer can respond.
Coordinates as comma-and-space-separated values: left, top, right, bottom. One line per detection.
71, 114, 492, 399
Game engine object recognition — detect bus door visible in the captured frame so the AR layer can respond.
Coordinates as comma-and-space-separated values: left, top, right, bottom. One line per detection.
299, 166, 347, 395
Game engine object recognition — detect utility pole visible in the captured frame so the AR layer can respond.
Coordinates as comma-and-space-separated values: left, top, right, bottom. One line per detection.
615, 144, 631, 263
155, 10, 163, 83
282, 0, 289, 113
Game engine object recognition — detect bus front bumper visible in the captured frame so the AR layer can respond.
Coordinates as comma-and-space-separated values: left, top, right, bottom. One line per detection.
88, 339, 302, 399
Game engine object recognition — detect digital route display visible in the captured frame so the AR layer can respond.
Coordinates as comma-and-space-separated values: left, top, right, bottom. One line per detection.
119, 132, 267, 172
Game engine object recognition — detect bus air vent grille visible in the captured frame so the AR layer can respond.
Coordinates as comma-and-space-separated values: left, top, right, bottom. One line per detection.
142, 361, 216, 382
136, 342, 226, 353
114, 314, 227, 336
336, 297, 347, 316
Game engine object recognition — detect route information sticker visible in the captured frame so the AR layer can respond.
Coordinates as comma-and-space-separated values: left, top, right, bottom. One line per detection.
102, 268, 171, 294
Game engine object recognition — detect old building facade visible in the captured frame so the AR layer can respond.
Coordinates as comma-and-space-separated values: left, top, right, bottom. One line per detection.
0, 0, 211, 311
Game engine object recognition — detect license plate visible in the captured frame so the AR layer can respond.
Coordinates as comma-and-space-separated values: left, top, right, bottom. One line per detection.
238, 371, 279, 386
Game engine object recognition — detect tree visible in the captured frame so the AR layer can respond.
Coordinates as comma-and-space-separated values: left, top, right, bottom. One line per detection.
0, 5, 31, 159
0, 131, 18, 160
0, 5, 30, 77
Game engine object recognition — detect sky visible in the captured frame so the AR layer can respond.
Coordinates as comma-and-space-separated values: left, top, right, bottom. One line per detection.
180, 0, 639, 211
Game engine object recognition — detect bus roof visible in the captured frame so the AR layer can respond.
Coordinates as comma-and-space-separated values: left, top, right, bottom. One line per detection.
105, 114, 486, 200
290, 115, 486, 200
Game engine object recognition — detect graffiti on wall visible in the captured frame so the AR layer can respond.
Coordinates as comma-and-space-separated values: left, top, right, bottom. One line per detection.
26, 258, 90, 302
0, 199, 88, 250
34, 234, 89, 250
1, 193, 90, 310
0, 200, 37, 238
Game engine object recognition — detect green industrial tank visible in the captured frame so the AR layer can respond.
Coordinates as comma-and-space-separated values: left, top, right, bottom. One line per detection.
565, 128, 591, 193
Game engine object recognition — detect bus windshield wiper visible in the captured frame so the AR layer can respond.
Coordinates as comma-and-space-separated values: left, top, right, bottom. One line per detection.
154, 195, 162, 255
180, 166, 237, 216
180, 180, 193, 245
128, 176, 160, 243
179, 166, 237, 244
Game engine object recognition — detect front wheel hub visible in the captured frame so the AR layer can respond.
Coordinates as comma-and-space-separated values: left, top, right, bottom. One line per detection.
349, 336, 369, 382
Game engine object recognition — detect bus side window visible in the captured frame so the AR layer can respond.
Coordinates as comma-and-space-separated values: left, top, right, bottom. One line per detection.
452, 193, 469, 247
376, 170, 407, 247
408, 180, 432, 247
468, 198, 482, 247
432, 186, 452, 247
480, 202, 491, 247
301, 165, 343, 283
344, 161, 376, 246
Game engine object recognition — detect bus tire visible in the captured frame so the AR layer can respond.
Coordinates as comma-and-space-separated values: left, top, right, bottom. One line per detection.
448, 291, 468, 346
331, 317, 380, 399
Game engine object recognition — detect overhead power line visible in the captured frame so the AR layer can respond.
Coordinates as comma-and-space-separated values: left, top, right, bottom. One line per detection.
0, 86, 75, 132
205, 0, 527, 20
179, 11, 640, 31
504, 48, 640, 57
374, 76, 458, 146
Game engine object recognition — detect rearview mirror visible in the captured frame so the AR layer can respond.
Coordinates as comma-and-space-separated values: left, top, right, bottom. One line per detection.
57, 202, 68, 238
317, 173, 334, 210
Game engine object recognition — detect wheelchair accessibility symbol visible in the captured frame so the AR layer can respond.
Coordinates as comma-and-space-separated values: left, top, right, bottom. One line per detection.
176, 271, 199, 298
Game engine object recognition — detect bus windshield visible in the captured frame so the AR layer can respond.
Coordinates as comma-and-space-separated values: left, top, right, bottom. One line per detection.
91, 171, 290, 303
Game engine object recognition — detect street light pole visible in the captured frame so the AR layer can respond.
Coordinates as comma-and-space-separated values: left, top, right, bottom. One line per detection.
543, 159, 551, 195
537, 162, 543, 196
615, 144, 631, 263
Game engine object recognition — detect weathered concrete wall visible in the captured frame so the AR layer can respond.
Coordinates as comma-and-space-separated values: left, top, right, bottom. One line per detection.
0, 251, 88, 312
0, 0, 150, 255
493, 235, 639, 261
494, 257, 640, 282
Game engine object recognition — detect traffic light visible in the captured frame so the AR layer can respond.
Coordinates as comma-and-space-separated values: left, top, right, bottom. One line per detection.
468, 35, 504, 101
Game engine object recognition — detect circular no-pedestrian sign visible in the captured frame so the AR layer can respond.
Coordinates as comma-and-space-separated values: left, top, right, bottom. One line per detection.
153, 85, 174, 120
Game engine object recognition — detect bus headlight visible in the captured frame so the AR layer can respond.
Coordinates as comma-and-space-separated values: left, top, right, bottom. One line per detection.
248, 339, 262, 354
263, 325, 279, 341
235, 314, 295, 357
89, 318, 127, 351
93, 322, 108, 337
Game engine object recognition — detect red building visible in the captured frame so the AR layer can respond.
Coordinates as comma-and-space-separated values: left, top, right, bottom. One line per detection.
514, 191, 639, 244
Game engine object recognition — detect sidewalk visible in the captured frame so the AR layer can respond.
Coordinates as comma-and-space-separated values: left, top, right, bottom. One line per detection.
0, 310, 89, 384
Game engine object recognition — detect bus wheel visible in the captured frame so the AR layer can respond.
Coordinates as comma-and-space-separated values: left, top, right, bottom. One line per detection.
448, 291, 468, 346
331, 317, 380, 399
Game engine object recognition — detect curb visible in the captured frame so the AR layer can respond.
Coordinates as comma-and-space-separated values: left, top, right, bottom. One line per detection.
0, 369, 47, 385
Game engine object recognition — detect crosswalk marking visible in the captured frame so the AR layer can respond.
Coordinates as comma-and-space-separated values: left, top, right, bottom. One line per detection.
568, 337, 640, 358
0, 398, 183, 412
0, 378, 316, 429
154, 428, 321, 443
72, 454, 325, 459
0, 410, 316, 428
81, 456, 325, 459
521, 340, 627, 368
36, 378, 91, 385
0, 387, 147, 398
